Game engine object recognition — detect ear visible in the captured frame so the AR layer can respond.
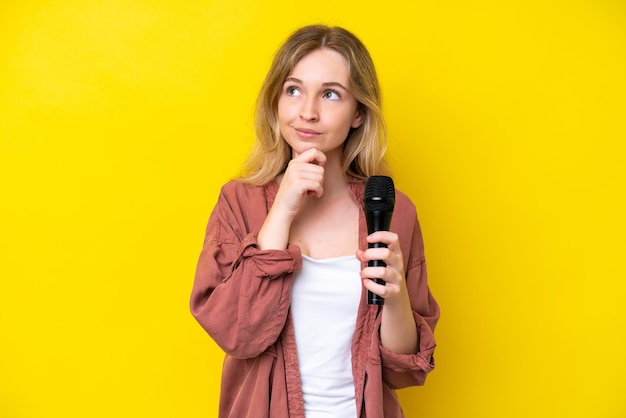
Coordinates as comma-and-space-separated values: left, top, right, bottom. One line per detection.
351, 109, 364, 129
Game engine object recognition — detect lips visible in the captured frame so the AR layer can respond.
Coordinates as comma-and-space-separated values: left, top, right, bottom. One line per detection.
293, 126, 321, 138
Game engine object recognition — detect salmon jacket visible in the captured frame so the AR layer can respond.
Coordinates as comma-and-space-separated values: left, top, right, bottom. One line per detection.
190, 179, 439, 417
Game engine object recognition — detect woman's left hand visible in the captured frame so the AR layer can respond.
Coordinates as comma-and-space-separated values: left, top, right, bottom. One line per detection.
356, 231, 409, 307
356, 230, 419, 354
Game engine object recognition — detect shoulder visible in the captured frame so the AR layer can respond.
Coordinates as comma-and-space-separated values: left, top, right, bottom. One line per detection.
391, 188, 426, 263
220, 179, 257, 194
213, 180, 273, 232
219, 180, 269, 203
394, 188, 417, 217
390, 188, 418, 232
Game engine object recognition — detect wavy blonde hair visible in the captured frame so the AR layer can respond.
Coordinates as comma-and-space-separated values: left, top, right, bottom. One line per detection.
239, 25, 390, 185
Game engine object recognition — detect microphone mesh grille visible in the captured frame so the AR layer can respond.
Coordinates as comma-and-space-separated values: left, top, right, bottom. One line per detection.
364, 176, 395, 212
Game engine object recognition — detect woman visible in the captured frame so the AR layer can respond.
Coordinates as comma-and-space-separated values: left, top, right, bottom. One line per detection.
190, 25, 439, 418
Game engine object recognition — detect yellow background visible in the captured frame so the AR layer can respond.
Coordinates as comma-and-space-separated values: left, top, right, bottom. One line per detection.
1, 1, 625, 417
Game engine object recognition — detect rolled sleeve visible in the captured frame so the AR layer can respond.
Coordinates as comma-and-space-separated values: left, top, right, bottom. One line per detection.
379, 314, 437, 388
236, 233, 302, 279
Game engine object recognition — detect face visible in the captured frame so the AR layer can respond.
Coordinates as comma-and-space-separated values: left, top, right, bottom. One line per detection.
277, 48, 363, 159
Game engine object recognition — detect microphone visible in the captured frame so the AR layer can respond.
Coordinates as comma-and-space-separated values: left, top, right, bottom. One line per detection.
363, 176, 396, 305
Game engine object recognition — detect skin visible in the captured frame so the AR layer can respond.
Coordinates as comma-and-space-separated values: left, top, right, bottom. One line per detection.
257, 47, 418, 355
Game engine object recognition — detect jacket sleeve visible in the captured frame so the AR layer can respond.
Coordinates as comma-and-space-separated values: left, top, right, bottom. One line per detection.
190, 183, 302, 359
379, 212, 439, 389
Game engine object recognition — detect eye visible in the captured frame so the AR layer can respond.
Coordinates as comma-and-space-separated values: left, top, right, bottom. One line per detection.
286, 86, 301, 96
323, 90, 341, 100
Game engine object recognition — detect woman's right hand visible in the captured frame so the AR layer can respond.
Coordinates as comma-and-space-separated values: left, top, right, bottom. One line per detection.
257, 148, 326, 250
275, 148, 327, 217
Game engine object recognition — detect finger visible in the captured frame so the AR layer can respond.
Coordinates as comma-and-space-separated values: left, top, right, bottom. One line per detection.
286, 161, 325, 199
293, 147, 327, 167
355, 249, 366, 261
296, 167, 325, 197
286, 158, 325, 179
302, 180, 324, 198
361, 248, 404, 280
284, 164, 324, 186
360, 248, 389, 266
366, 231, 398, 247
361, 266, 389, 281
362, 277, 388, 298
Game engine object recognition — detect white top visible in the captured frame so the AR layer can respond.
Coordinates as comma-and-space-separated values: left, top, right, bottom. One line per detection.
290, 254, 362, 418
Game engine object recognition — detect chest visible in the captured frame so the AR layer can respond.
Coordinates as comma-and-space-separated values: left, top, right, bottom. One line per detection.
288, 197, 360, 259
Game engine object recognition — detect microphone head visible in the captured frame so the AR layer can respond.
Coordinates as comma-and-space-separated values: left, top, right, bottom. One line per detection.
364, 176, 395, 213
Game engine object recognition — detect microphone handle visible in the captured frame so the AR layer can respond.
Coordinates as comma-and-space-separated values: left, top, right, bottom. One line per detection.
367, 242, 387, 305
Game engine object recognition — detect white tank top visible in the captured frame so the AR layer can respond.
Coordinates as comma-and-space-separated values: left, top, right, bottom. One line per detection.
290, 254, 362, 418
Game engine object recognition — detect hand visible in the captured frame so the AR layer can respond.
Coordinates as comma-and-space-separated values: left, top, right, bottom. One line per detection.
356, 231, 409, 306
357, 230, 418, 354
257, 148, 326, 251
273, 148, 327, 219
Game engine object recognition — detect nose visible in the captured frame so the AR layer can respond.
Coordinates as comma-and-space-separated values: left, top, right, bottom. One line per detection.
299, 96, 319, 122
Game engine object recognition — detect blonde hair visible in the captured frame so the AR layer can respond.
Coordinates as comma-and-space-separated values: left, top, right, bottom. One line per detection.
240, 25, 390, 185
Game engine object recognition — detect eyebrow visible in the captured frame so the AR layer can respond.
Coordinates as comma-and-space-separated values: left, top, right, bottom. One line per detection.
284, 77, 350, 92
